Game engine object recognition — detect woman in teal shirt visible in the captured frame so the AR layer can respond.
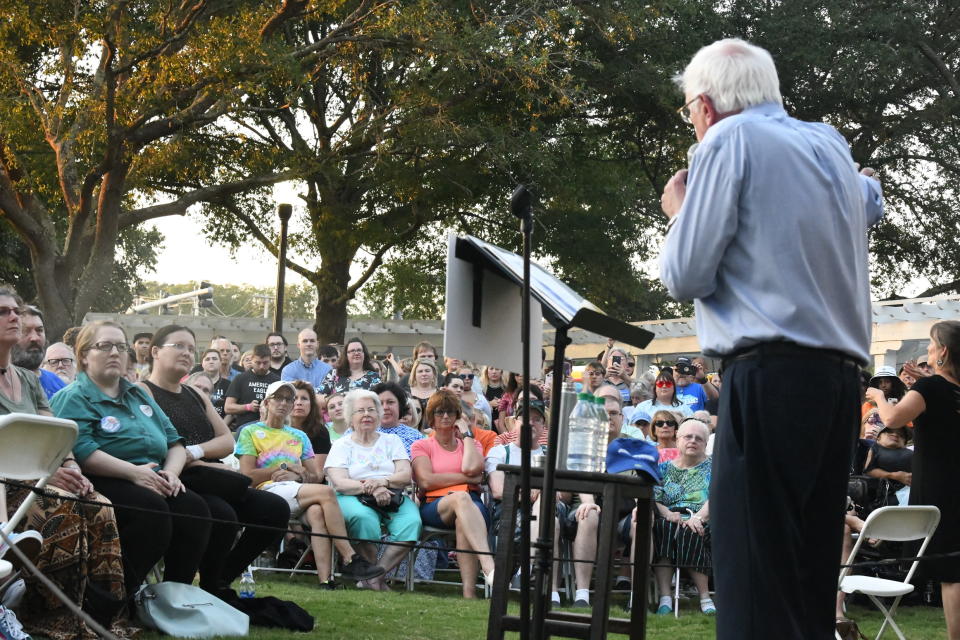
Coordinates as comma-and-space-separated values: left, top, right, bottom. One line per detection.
51, 320, 211, 600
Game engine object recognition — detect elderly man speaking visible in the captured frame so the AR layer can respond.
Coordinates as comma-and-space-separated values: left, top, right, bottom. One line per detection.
659, 39, 883, 640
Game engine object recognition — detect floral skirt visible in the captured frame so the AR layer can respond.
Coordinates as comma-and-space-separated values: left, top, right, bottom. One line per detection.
8, 483, 132, 640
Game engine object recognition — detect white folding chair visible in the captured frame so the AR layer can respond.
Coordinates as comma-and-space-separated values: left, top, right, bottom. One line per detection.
837, 505, 940, 640
0, 413, 78, 578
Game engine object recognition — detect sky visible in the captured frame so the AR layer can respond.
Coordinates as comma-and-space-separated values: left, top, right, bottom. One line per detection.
146, 183, 309, 288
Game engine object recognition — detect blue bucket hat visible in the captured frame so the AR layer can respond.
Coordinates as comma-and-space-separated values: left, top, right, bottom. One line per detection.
605, 438, 661, 483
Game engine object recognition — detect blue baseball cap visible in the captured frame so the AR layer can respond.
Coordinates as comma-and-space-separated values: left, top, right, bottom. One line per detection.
629, 409, 652, 425
605, 438, 661, 483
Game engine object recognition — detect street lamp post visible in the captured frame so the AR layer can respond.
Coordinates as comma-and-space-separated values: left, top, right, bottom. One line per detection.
273, 203, 292, 333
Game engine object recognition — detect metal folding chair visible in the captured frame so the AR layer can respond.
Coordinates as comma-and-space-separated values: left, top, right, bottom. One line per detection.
837, 505, 940, 640
0, 413, 78, 579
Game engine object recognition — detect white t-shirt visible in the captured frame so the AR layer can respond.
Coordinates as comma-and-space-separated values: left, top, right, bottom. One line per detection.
484, 443, 543, 474
324, 432, 408, 480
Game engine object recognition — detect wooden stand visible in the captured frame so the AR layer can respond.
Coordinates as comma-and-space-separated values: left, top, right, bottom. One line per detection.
486, 465, 653, 640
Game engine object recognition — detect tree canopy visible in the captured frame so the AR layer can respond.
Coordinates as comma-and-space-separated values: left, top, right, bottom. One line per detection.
1, 0, 957, 342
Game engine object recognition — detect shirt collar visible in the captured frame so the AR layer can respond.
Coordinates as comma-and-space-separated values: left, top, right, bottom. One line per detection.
76, 371, 135, 405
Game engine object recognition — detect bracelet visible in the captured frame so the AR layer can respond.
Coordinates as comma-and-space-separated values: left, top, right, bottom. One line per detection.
60, 458, 78, 468
245, 403, 252, 412
186, 444, 204, 460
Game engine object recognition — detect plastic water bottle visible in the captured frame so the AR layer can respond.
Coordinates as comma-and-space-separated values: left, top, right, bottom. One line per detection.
592, 395, 609, 473
555, 382, 577, 470
239, 568, 256, 599
566, 393, 596, 471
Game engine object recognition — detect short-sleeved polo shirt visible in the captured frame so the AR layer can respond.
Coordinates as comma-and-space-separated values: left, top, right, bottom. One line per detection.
50, 372, 184, 465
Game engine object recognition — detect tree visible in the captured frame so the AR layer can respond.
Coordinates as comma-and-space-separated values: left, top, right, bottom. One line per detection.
179, 2, 706, 342
0, 0, 325, 339
689, 0, 960, 298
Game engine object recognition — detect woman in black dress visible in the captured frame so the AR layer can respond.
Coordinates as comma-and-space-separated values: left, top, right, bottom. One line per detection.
141, 324, 290, 595
866, 320, 960, 639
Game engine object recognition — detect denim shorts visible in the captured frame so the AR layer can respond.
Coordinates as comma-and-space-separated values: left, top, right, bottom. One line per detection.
419, 491, 490, 529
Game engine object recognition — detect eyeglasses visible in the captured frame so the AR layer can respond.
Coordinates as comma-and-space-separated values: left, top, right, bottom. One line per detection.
89, 341, 129, 353
459, 373, 475, 381
162, 342, 196, 354
45, 358, 74, 367
435, 409, 459, 417
346, 348, 364, 355
0, 306, 23, 317
353, 407, 378, 415
653, 419, 678, 428
677, 95, 701, 123
270, 395, 294, 404
655, 380, 674, 388
679, 434, 706, 443
267, 342, 285, 348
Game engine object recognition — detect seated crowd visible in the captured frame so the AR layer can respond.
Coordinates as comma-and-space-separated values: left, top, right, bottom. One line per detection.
10, 282, 853, 636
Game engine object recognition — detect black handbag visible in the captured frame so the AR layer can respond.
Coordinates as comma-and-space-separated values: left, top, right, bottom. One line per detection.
358, 488, 404, 514
180, 465, 252, 503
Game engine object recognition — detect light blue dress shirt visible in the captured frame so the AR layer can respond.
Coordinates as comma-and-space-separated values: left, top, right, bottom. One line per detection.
281, 357, 333, 390
660, 103, 883, 365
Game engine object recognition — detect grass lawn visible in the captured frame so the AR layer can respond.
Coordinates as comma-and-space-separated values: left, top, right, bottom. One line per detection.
138, 573, 950, 639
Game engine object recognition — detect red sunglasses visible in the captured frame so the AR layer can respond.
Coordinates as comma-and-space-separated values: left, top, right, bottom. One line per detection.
655, 380, 674, 388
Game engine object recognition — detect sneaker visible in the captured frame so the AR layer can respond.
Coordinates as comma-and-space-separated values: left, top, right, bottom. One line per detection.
573, 599, 590, 608
340, 555, 385, 581
318, 579, 342, 590
656, 604, 673, 615
700, 598, 716, 615
0, 530, 42, 571
613, 576, 631, 591
0, 604, 30, 640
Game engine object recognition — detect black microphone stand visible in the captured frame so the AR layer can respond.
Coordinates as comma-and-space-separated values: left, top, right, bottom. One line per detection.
510, 184, 533, 640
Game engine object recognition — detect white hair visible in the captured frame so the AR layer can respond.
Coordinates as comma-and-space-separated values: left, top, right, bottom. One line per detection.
343, 389, 383, 424
675, 38, 782, 113
678, 419, 711, 441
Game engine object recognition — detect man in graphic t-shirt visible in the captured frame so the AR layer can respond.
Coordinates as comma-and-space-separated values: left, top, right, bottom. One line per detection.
224, 344, 280, 430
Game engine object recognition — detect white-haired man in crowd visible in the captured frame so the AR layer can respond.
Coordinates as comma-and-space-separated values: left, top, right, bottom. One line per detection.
42, 342, 77, 384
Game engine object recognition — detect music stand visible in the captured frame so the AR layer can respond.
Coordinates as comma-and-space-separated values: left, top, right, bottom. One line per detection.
445, 233, 654, 640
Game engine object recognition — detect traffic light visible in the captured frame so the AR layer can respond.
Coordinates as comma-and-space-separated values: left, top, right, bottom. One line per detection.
199, 281, 214, 308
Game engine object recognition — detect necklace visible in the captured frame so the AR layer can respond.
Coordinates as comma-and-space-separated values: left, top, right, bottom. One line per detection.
436, 436, 458, 451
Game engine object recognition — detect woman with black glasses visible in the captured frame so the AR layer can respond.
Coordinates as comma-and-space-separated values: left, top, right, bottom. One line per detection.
51, 320, 212, 605
457, 363, 492, 426
650, 410, 682, 463
0, 294, 130, 639
411, 389, 495, 598
141, 324, 290, 597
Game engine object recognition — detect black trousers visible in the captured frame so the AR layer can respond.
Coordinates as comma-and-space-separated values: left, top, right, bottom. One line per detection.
88, 476, 211, 598
711, 349, 859, 640
198, 488, 290, 592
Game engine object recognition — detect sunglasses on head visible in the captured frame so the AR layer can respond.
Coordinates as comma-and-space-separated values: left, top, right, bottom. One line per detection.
653, 419, 678, 428
655, 380, 674, 388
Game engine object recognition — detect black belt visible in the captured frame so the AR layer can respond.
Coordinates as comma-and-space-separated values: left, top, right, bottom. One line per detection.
720, 341, 861, 373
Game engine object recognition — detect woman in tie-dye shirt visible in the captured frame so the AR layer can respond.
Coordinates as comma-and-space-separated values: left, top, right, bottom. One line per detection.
235, 380, 385, 588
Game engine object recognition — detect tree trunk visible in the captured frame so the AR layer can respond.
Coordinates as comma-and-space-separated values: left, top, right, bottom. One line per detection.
313, 257, 351, 344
